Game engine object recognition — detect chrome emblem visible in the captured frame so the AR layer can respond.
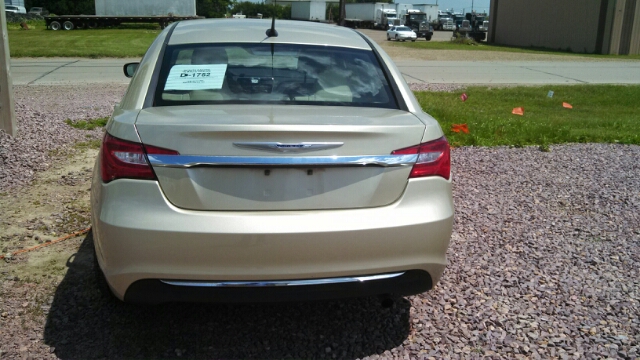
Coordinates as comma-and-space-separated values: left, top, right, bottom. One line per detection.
233, 142, 344, 153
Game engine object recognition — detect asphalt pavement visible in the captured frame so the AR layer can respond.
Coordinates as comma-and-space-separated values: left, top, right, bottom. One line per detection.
9, 57, 640, 86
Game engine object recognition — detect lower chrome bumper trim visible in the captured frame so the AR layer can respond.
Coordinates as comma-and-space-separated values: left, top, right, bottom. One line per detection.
160, 272, 405, 288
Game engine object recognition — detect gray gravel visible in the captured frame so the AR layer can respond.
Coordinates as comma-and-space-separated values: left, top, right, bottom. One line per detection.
409, 83, 467, 92
0, 85, 127, 191
1, 86, 639, 359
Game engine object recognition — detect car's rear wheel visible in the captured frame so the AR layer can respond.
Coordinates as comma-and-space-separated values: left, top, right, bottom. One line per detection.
395, 34, 398, 41
49, 21, 60, 30
63, 21, 74, 30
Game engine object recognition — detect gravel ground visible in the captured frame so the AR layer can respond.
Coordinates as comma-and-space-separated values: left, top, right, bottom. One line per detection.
0, 85, 127, 191
1, 87, 639, 359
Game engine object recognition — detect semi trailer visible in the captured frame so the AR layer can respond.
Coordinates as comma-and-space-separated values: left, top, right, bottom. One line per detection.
45, 0, 199, 30
344, 3, 398, 29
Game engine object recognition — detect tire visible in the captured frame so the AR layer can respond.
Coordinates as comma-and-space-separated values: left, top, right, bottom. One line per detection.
87, 21, 98, 29
75, 22, 85, 29
62, 21, 74, 30
395, 34, 398, 41
387, 35, 390, 41
49, 21, 61, 30
426, 35, 432, 41
411, 40, 416, 42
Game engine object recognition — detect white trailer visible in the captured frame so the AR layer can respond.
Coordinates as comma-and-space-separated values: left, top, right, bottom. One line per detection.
46, 0, 199, 30
95, 0, 196, 16
345, 3, 396, 29
4, 0, 25, 7
291, 1, 326, 21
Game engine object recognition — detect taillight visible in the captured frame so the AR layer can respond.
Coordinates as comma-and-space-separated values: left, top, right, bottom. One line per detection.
392, 136, 450, 180
100, 133, 178, 183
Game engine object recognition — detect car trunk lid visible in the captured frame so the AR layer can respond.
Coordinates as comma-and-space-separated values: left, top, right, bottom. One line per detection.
135, 105, 425, 211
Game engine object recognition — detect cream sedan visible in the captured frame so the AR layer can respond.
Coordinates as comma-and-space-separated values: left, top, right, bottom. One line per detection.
91, 19, 453, 304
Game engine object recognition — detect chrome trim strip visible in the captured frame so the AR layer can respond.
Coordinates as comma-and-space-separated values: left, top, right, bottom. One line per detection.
233, 141, 344, 153
147, 154, 417, 168
160, 272, 405, 288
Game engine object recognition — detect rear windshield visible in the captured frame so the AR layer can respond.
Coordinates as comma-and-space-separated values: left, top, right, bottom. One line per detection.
154, 43, 397, 109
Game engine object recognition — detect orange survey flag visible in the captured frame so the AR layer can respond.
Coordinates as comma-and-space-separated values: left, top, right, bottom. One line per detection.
460, 93, 468, 102
451, 124, 469, 134
512, 107, 524, 116
563, 102, 573, 109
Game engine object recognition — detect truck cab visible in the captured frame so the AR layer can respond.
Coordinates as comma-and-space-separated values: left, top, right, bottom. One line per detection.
378, 8, 398, 30
404, 9, 433, 41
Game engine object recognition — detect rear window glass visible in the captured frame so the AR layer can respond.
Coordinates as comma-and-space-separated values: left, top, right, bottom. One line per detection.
154, 43, 397, 109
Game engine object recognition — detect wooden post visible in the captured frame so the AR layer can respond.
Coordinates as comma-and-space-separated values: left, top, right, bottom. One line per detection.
0, 2, 16, 137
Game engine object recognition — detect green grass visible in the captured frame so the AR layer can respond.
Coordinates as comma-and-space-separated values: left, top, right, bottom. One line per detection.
393, 39, 640, 60
415, 85, 640, 147
8, 21, 158, 58
74, 139, 102, 150
64, 116, 109, 130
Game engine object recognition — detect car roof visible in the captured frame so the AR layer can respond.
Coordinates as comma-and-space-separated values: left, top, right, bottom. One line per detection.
168, 19, 371, 50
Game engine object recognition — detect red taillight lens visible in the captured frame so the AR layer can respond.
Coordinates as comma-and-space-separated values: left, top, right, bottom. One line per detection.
392, 136, 450, 180
100, 133, 178, 183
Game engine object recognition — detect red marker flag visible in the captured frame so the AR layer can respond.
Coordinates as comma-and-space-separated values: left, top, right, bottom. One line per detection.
563, 102, 573, 109
460, 93, 468, 102
451, 124, 469, 134
512, 107, 524, 116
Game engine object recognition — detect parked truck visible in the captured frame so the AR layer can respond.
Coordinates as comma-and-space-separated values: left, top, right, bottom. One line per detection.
45, 0, 199, 30
436, 10, 455, 30
403, 9, 433, 41
410, 4, 438, 29
453, 12, 488, 42
344, 3, 398, 30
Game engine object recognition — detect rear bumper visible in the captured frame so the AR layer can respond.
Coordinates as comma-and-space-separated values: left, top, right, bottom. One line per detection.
124, 270, 432, 304
91, 176, 454, 302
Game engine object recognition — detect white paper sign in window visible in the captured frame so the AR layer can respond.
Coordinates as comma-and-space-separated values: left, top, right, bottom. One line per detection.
164, 64, 227, 91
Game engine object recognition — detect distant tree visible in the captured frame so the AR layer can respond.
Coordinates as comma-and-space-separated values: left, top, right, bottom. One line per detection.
197, 0, 231, 18
25, 0, 95, 15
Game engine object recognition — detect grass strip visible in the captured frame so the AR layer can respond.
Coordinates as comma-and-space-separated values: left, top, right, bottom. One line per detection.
8, 23, 158, 58
415, 85, 640, 147
64, 117, 109, 130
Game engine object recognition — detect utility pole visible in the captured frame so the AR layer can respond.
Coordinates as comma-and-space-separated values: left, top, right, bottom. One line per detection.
338, 0, 345, 26
0, 2, 17, 137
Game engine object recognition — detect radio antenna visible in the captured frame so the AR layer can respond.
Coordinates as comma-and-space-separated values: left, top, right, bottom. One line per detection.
266, 15, 278, 37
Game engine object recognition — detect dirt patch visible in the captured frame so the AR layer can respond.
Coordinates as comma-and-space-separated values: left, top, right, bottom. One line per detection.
0, 147, 96, 358
0, 149, 98, 278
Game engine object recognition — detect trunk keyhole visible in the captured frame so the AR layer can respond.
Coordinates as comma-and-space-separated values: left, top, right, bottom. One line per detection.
307, 169, 313, 176
264, 170, 271, 176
